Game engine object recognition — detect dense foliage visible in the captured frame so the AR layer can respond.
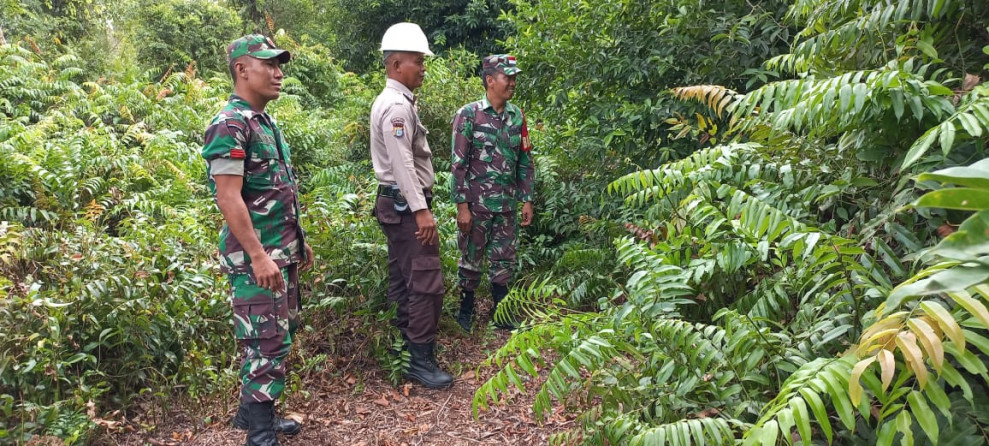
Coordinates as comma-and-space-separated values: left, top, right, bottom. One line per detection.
476, 0, 989, 445
2, 0, 989, 444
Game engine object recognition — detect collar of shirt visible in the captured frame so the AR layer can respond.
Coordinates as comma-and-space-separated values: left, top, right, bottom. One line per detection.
386, 78, 416, 104
227, 94, 272, 122
479, 96, 518, 121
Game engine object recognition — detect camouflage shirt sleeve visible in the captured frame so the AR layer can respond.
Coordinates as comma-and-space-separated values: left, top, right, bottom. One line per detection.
450, 105, 474, 204
516, 110, 535, 202
202, 114, 249, 163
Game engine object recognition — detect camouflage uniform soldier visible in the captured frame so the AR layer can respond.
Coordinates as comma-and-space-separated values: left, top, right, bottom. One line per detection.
370, 23, 453, 389
201, 35, 314, 446
451, 54, 535, 332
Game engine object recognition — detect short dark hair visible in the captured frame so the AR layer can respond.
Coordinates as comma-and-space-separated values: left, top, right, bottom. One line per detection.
228, 58, 238, 84
382, 51, 395, 67
481, 67, 496, 89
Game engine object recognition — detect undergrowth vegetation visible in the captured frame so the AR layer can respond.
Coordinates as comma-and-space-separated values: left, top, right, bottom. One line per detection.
476, 0, 989, 445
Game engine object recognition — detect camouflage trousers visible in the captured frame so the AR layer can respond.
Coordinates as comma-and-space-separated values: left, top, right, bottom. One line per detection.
458, 209, 517, 292
228, 264, 300, 403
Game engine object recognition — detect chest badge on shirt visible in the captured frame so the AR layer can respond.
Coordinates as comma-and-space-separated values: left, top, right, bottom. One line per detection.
391, 117, 405, 138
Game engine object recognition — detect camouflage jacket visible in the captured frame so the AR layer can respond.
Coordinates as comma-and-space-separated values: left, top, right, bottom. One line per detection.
450, 97, 535, 213
202, 95, 305, 274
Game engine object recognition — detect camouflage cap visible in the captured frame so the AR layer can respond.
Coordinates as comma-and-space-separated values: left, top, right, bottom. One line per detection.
482, 54, 521, 76
227, 35, 291, 64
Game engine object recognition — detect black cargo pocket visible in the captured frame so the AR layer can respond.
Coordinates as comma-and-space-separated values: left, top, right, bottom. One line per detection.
374, 196, 401, 224
408, 256, 445, 295
232, 300, 279, 340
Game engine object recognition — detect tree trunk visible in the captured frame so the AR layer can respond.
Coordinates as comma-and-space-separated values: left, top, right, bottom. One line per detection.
0, 25, 6, 46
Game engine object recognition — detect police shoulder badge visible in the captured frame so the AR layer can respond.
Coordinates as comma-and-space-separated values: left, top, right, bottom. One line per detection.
391, 117, 405, 138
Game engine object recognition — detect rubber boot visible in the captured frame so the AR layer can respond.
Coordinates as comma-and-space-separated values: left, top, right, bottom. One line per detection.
491, 283, 517, 330
457, 289, 475, 332
233, 402, 301, 436
406, 342, 453, 389
244, 401, 279, 446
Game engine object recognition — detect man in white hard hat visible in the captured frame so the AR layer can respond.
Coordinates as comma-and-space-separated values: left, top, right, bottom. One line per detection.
369, 22, 452, 389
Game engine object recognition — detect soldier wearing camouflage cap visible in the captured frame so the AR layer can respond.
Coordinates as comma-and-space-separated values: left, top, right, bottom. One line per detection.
201, 34, 313, 446
451, 54, 535, 332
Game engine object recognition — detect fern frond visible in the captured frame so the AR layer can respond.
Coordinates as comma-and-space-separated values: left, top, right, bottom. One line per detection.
734, 60, 955, 139
901, 89, 989, 170
743, 357, 857, 445
629, 417, 737, 446
671, 85, 740, 119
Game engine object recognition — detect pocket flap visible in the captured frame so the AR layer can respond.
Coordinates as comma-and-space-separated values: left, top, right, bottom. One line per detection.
411, 256, 441, 272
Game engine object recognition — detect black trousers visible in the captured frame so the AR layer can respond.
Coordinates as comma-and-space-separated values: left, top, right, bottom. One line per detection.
374, 195, 444, 343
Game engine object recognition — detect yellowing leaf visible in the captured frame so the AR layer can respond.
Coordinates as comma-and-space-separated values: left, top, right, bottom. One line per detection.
877, 349, 896, 392
861, 312, 909, 340
948, 290, 989, 329
896, 332, 928, 389
849, 356, 876, 406
857, 325, 903, 356
907, 318, 944, 372
920, 301, 964, 350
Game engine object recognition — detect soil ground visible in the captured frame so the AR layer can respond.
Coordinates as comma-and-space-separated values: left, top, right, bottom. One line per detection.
96, 307, 574, 446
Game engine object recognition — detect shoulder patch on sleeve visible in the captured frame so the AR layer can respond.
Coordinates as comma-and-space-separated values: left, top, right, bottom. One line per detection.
391, 117, 405, 138
521, 109, 533, 152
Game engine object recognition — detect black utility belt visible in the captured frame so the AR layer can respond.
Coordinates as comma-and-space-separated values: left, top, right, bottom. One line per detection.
376, 184, 432, 213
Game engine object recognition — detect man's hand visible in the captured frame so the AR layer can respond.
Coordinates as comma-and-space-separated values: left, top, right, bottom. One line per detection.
456, 203, 472, 234
521, 201, 534, 227
252, 253, 285, 293
300, 243, 315, 271
414, 209, 438, 246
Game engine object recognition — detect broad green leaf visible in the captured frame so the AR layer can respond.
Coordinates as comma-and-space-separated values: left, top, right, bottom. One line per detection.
932, 212, 989, 261
889, 264, 989, 301
877, 419, 897, 446
799, 388, 833, 444
957, 112, 984, 137
792, 397, 813, 445
915, 188, 989, 211
896, 411, 915, 446
902, 128, 937, 170
922, 379, 951, 417
743, 421, 779, 446
918, 165, 989, 190
839, 83, 852, 113
940, 121, 956, 155
907, 390, 939, 442
853, 83, 867, 113
892, 89, 905, 120
916, 40, 938, 59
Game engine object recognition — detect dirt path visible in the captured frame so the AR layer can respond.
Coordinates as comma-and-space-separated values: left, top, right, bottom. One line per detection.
100, 314, 573, 446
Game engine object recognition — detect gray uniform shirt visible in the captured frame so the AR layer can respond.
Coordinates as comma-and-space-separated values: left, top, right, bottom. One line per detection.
370, 78, 435, 213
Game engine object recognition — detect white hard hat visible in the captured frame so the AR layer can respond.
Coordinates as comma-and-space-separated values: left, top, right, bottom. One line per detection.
380, 22, 434, 56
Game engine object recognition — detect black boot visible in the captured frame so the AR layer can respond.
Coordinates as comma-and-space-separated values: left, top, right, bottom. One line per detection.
244, 401, 278, 446
406, 342, 453, 388
491, 284, 517, 330
233, 402, 301, 436
457, 289, 475, 332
